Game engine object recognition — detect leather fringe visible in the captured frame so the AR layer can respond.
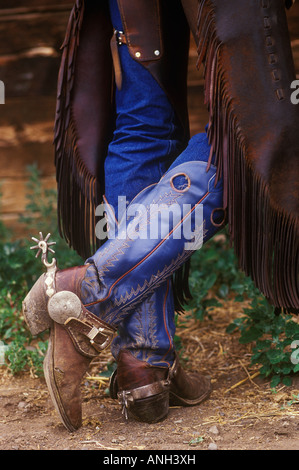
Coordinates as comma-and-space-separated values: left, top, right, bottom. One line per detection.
196, 0, 299, 312
54, 1, 102, 259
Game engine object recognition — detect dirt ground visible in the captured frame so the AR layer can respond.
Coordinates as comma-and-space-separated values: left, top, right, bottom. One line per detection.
1, 301, 299, 452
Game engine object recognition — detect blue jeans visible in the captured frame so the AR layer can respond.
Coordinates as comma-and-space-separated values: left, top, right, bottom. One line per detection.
104, 0, 185, 218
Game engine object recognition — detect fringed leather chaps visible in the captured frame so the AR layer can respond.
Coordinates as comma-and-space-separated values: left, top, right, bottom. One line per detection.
181, 0, 299, 311
54, 1, 114, 259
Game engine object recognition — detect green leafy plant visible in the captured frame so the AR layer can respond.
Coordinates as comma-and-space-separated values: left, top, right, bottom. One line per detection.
185, 231, 241, 320
19, 164, 83, 269
227, 296, 299, 388
5, 338, 48, 376
188, 229, 299, 388
189, 436, 204, 446
0, 164, 83, 375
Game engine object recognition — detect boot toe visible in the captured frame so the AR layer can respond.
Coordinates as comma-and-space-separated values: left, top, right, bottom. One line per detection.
169, 372, 211, 406
43, 324, 91, 432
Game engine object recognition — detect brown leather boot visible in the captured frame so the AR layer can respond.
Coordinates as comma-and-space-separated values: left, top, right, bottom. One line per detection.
110, 350, 211, 423
43, 310, 115, 432
168, 357, 211, 406
44, 322, 91, 432
22, 265, 90, 336
22, 265, 116, 432
113, 350, 170, 423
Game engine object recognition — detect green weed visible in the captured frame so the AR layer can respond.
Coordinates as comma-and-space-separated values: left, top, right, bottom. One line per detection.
188, 231, 299, 388
0, 164, 83, 376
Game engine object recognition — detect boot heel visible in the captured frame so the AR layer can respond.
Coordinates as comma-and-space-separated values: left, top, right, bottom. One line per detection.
118, 382, 170, 423
127, 390, 169, 423
22, 274, 52, 335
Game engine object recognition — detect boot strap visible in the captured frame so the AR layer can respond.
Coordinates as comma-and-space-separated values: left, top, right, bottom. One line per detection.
115, 356, 180, 419
47, 290, 115, 357
168, 353, 180, 379
65, 316, 115, 356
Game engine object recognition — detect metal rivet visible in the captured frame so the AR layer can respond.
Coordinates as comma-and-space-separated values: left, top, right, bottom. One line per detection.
135, 51, 141, 58
154, 50, 160, 56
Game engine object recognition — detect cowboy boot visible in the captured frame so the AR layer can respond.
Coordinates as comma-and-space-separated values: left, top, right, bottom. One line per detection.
109, 350, 211, 422
22, 227, 177, 427
22, 256, 116, 432
22, 150, 223, 430
112, 350, 170, 423
100, 205, 178, 422
109, 279, 210, 422
168, 355, 211, 407
109, 280, 175, 422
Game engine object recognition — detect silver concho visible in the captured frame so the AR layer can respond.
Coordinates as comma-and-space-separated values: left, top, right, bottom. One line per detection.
47, 291, 82, 325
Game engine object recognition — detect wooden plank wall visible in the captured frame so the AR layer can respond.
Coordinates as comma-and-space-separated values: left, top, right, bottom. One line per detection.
0, 2, 298, 237
0, 2, 73, 236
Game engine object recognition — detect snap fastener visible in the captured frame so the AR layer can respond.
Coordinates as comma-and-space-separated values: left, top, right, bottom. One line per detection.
135, 51, 141, 58
154, 50, 160, 56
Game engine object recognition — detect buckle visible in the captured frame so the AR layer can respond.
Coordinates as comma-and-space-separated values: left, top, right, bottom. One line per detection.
64, 316, 115, 356
86, 325, 113, 350
114, 29, 126, 46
